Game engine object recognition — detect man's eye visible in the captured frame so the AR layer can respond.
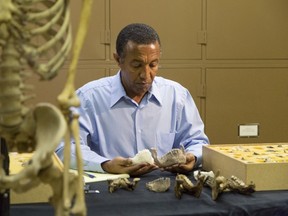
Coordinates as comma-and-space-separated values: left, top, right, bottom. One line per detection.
150, 62, 158, 68
132, 63, 141, 68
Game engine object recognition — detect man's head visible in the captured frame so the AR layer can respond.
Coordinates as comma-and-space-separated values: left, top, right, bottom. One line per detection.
114, 23, 161, 103
115, 23, 161, 61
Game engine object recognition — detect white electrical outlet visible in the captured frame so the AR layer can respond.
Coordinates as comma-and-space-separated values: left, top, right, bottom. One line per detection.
238, 124, 259, 137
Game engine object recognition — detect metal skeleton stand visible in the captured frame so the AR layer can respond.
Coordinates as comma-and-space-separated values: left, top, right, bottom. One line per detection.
0, 138, 10, 216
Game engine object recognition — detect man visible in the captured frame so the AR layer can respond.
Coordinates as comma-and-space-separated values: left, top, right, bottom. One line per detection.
56, 23, 209, 176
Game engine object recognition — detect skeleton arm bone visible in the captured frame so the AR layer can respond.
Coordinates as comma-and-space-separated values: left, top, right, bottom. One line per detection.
69, 113, 86, 214
58, 0, 93, 215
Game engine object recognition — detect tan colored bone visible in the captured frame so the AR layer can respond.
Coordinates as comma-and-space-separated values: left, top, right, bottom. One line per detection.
174, 173, 205, 199
108, 177, 141, 193
204, 170, 256, 201
58, 1, 93, 214
146, 177, 171, 192
150, 145, 186, 168
0, 103, 67, 195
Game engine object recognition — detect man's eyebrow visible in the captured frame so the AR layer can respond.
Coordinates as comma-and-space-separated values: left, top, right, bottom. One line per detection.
130, 60, 142, 64
150, 59, 159, 64
131, 59, 159, 64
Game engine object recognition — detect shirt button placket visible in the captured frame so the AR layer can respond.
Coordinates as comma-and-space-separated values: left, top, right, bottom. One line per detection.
134, 107, 142, 152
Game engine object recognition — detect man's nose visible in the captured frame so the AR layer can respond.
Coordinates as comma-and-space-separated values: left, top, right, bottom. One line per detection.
139, 66, 150, 79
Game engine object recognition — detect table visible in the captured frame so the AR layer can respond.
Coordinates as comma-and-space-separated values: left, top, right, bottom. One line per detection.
10, 170, 288, 216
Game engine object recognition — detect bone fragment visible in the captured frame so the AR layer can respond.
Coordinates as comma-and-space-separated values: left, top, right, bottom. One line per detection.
130, 149, 154, 164
146, 177, 171, 192
108, 177, 140, 193
150, 145, 186, 168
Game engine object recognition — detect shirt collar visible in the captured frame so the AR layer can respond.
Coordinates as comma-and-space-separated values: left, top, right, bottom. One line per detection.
110, 71, 126, 107
148, 79, 162, 106
110, 71, 162, 107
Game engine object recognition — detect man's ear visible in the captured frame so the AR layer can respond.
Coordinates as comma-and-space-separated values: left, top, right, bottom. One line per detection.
113, 52, 121, 65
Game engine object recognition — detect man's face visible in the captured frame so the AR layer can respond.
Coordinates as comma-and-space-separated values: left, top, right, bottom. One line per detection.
114, 41, 161, 100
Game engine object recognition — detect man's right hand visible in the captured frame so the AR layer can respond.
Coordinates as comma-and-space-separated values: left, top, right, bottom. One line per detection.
101, 156, 158, 176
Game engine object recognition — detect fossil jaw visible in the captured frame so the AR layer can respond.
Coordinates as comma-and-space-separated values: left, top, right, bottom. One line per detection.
150, 145, 186, 168
174, 173, 205, 199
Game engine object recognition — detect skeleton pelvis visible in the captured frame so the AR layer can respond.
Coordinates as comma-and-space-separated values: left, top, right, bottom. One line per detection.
0, 103, 67, 192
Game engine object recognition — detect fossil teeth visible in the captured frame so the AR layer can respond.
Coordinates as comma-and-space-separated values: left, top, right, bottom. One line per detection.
174, 173, 205, 199
150, 145, 186, 168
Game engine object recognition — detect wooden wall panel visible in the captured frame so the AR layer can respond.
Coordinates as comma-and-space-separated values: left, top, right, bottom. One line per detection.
110, 0, 202, 60
206, 0, 288, 59
69, 0, 106, 60
26, 67, 106, 106
205, 68, 288, 144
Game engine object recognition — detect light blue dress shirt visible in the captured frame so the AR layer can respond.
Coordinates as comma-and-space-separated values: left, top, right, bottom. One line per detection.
56, 71, 209, 172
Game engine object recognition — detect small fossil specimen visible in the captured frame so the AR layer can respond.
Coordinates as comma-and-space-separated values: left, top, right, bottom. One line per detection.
150, 145, 186, 168
107, 177, 140, 193
146, 177, 171, 192
130, 149, 154, 164
193, 170, 215, 182
174, 173, 205, 199
204, 170, 256, 200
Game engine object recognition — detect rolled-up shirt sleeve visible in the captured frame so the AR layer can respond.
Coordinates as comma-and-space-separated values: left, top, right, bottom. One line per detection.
176, 89, 209, 168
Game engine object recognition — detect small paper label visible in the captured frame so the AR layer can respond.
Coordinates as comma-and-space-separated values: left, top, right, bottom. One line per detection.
239, 124, 259, 137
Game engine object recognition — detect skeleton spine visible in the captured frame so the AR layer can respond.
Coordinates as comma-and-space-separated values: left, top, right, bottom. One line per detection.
0, 38, 23, 128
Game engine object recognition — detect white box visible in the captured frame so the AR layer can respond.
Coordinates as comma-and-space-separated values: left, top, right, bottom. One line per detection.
203, 143, 288, 191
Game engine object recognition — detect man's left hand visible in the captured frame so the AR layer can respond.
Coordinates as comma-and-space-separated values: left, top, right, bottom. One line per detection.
161, 152, 196, 174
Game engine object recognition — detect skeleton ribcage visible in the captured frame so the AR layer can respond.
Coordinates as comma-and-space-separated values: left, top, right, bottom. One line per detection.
0, 0, 71, 131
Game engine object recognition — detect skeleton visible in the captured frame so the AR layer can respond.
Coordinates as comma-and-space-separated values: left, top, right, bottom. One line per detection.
107, 177, 141, 193
150, 145, 186, 168
146, 177, 171, 192
0, 0, 93, 215
203, 170, 256, 200
174, 173, 205, 199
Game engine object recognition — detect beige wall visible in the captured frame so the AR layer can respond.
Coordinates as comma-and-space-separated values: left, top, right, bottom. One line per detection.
28, 0, 288, 144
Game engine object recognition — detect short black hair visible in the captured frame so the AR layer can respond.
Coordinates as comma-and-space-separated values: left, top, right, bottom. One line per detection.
116, 23, 161, 59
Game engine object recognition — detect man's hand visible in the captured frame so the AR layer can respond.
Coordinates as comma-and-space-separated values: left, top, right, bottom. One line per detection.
101, 156, 158, 176
161, 152, 196, 174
